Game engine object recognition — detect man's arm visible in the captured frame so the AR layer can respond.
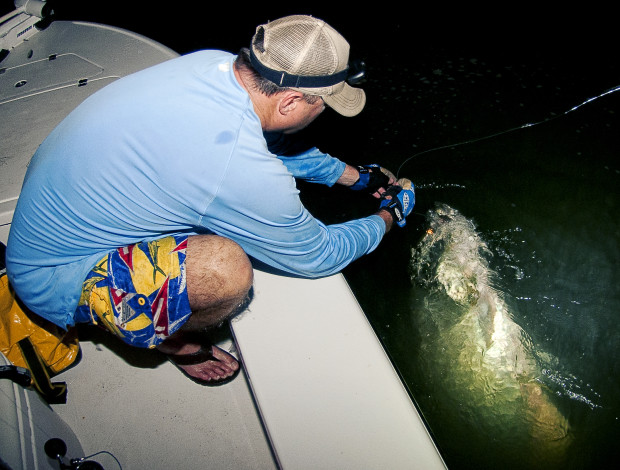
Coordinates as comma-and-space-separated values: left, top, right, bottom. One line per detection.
335, 164, 397, 232
337, 163, 397, 198
266, 135, 403, 232
376, 208, 395, 232
335, 164, 362, 186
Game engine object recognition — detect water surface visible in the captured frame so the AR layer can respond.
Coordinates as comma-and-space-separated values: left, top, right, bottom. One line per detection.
329, 34, 619, 470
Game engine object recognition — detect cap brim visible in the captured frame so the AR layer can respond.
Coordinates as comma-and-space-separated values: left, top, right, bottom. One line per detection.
323, 83, 366, 117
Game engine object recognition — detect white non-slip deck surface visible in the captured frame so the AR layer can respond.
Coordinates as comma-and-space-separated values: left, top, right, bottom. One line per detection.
51, 327, 277, 470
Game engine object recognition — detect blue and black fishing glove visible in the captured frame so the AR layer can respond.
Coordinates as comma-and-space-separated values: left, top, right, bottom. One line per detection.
350, 164, 392, 194
379, 178, 415, 227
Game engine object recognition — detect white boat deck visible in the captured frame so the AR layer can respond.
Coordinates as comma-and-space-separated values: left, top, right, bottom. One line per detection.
51, 323, 277, 469
1, 7, 446, 469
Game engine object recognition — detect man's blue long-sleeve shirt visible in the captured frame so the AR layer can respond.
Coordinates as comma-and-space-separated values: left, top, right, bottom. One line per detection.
6, 50, 385, 329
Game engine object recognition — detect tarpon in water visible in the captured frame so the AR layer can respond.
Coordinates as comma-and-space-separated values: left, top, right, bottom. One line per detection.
410, 203, 571, 462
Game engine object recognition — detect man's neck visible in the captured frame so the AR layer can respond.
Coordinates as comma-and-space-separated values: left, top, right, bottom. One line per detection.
234, 64, 274, 131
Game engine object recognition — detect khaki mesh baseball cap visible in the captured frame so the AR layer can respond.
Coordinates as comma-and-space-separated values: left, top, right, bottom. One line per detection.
249, 15, 366, 117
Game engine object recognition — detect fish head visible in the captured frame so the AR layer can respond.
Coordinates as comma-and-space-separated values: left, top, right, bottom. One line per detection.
422, 203, 462, 240
412, 203, 492, 305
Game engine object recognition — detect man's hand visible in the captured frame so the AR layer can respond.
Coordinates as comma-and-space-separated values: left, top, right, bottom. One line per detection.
350, 164, 397, 198
379, 178, 415, 228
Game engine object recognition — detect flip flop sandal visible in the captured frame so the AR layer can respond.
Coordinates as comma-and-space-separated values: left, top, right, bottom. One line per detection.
167, 343, 241, 386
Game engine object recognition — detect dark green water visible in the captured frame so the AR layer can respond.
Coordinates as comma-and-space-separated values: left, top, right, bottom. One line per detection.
327, 32, 619, 470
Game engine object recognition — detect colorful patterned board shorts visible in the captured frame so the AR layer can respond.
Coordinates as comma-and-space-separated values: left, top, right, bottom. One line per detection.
76, 235, 192, 349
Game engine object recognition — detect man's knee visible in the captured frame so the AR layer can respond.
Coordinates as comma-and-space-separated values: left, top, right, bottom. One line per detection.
211, 235, 253, 293
186, 235, 253, 304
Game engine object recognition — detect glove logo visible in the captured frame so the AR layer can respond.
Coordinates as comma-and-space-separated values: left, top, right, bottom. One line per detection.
403, 193, 410, 210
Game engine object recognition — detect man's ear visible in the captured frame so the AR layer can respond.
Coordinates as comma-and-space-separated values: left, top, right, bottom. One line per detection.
278, 91, 304, 115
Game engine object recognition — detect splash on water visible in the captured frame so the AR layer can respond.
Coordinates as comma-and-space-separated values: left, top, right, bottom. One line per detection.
410, 203, 573, 465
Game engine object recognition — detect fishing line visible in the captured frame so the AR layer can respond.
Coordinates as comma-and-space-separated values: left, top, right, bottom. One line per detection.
396, 84, 620, 178
75, 450, 123, 469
